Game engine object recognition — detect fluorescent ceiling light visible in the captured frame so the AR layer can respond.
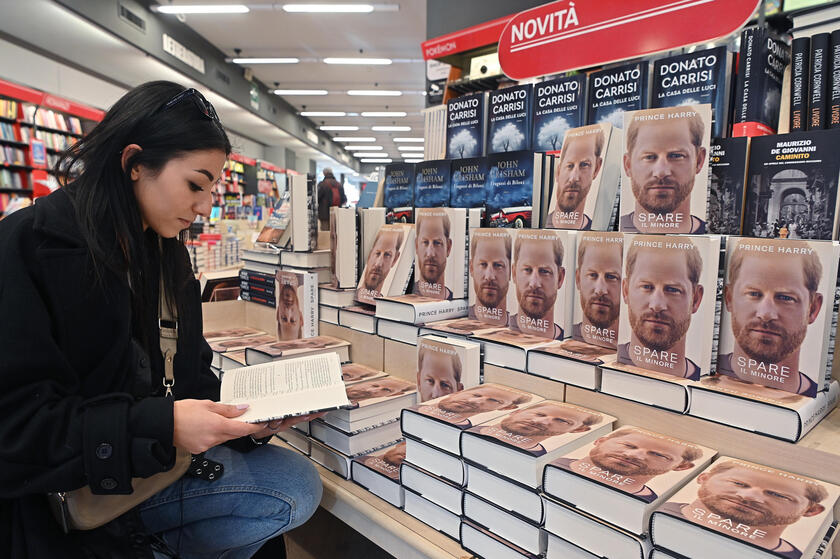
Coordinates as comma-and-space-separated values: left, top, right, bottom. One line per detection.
372, 125, 411, 131
283, 4, 374, 13
361, 111, 407, 117
360, 158, 392, 163
273, 89, 328, 95
300, 111, 346, 117
156, 4, 249, 13
323, 57, 392, 65
347, 90, 403, 96
394, 137, 424, 142
231, 57, 299, 64
333, 136, 375, 142
354, 152, 389, 157
345, 145, 383, 150
319, 125, 358, 131
398, 146, 424, 151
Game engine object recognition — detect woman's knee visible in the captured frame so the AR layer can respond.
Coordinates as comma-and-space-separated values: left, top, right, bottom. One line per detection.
284, 450, 322, 529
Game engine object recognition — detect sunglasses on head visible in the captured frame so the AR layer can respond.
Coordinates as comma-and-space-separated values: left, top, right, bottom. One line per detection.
155, 88, 219, 122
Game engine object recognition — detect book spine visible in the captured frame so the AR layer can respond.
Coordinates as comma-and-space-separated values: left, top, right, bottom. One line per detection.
413, 299, 470, 324
305, 272, 318, 337
830, 30, 840, 128
790, 37, 811, 132
800, 382, 840, 439
732, 27, 780, 137
808, 33, 830, 130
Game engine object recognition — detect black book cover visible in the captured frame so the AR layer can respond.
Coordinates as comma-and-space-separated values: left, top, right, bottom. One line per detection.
743, 129, 840, 240
485, 151, 537, 228
383, 163, 415, 224
829, 30, 840, 128
586, 60, 649, 129
446, 92, 486, 159
708, 137, 749, 235
487, 83, 533, 154
732, 26, 789, 136
414, 159, 451, 208
450, 157, 487, 209
651, 46, 731, 137
532, 74, 587, 152
808, 32, 830, 130
790, 37, 811, 132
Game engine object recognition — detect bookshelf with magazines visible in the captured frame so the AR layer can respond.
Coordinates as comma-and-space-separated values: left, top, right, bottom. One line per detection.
0, 78, 103, 219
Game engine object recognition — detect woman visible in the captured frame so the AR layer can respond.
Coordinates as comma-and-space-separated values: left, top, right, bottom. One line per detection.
0, 82, 322, 558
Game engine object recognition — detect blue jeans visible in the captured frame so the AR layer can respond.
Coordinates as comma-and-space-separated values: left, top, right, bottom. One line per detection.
138, 443, 322, 559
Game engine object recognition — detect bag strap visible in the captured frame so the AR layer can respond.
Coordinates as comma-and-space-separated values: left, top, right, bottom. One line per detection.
158, 244, 178, 398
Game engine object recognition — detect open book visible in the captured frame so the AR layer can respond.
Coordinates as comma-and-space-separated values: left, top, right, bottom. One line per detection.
220, 353, 351, 423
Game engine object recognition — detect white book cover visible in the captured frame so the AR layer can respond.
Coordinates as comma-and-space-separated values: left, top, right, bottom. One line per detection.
615, 234, 721, 381
275, 270, 318, 340
546, 122, 621, 231
355, 223, 415, 305
413, 207, 468, 300
619, 104, 713, 234
330, 207, 358, 289
572, 231, 624, 349
415, 334, 480, 402
716, 238, 840, 397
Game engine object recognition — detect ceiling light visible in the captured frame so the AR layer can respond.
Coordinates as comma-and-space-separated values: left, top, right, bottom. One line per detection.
362, 111, 407, 117
283, 4, 374, 13
156, 4, 249, 13
300, 111, 346, 117
372, 126, 411, 131
360, 158, 392, 163
394, 137, 424, 142
273, 89, 328, 95
323, 57, 392, 65
333, 137, 376, 142
345, 145, 383, 150
398, 146, 424, 151
231, 57, 299, 64
319, 125, 358, 131
347, 90, 403, 96
354, 152, 389, 157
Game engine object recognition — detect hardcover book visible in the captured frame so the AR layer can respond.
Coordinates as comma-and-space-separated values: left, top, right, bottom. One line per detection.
358, 207, 386, 273
402, 488, 461, 541
527, 339, 615, 390
829, 30, 840, 128
290, 174, 318, 252
485, 151, 545, 228
322, 374, 417, 433
244, 335, 350, 366
545, 123, 621, 231
413, 207, 468, 300
446, 91, 487, 159
340, 362, 387, 385
404, 437, 466, 485
355, 223, 415, 305
400, 383, 543, 455
415, 334, 480, 402
614, 234, 722, 381
619, 104, 713, 234
419, 316, 507, 339
791, 37, 811, 132
401, 462, 463, 514
742, 129, 840, 240
808, 33, 830, 130
543, 426, 717, 535
708, 136, 750, 235
338, 304, 377, 334
310, 418, 402, 456
351, 440, 405, 508
329, 207, 358, 289
464, 464, 544, 525
375, 294, 468, 325
716, 237, 840, 397
487, 83, 534, 154
587, 60, 650, 129
468, 228, 515, 327
318, 284, 357, 308
461, 400, 615, 488
462, 493, 544, 556
732, 26, 789, 137
274, 270, 318, 341
209, 333, 276, 369
651, 457, 840, 559
571, 231, 624, 349
533, 74, 588, 152
450, 156, 487, 211
461, 520, 541, 559
204, 327, 266, 343
473, 329, 557, 370
651, 46, 733, 138
413, 160, 450, 208
383, 163, 415, 224
308, 438, 355, 479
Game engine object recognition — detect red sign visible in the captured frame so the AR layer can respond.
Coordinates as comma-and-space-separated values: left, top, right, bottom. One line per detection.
422, 15, 514, 61
498, 0, 760, 80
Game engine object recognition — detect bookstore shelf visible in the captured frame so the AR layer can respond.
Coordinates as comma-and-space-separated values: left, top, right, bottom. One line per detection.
0, 139, 28, 147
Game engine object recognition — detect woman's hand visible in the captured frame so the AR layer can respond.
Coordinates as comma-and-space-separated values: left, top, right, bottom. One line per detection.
249, 411, 327, 440
173, 399, 264, 454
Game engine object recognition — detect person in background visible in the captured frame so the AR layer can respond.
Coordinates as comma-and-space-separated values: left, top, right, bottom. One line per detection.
317, 167, 346, 230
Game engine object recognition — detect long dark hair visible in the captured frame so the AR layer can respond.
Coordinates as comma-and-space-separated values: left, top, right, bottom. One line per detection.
56, 81, 231, 349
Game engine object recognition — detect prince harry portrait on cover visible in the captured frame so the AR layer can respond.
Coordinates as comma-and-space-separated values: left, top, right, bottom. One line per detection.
548, 126, 605, 230
508, 232, 566, 339
414, 210, 453, 300
468, 231, 512, 327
